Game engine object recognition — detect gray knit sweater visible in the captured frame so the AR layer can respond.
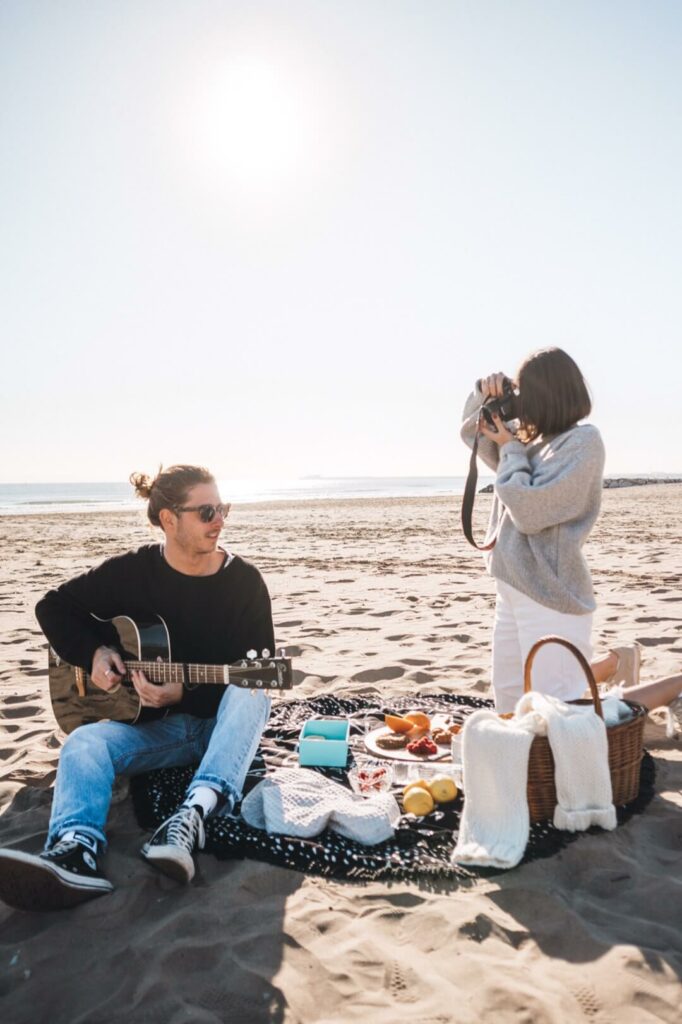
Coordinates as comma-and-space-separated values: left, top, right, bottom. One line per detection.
461, 386, 605, 614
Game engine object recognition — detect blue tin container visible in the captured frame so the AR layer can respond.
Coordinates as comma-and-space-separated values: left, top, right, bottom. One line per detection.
298, 717, 350, 768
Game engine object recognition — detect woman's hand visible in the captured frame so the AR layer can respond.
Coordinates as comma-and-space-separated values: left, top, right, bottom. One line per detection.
479, 410, 518, 447
479, 373, 509, 399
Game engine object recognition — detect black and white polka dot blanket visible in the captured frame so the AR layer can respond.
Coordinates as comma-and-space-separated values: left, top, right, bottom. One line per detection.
130, 694, 655, 881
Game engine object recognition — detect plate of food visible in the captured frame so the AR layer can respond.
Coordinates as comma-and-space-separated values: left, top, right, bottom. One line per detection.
364, 710, 463, 762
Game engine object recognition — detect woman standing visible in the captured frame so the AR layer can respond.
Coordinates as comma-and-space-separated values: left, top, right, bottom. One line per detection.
461, 347, 605, 712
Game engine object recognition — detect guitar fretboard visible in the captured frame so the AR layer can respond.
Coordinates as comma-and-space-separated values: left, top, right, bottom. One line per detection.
124, 661, 228, 685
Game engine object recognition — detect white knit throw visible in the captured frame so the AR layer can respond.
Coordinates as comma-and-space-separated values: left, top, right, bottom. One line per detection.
452, 692, 617, 870
451, 710, 536, 869
240, 767, 401, 846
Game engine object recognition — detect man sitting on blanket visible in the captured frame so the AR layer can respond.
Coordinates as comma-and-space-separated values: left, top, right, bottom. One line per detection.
0, 464, 275, 912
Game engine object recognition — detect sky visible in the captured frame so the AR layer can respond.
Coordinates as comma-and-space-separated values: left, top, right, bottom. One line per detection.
1, 0, 681, 482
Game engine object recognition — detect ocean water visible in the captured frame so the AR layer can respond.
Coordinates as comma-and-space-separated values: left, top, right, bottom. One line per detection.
0, 477, 489, 516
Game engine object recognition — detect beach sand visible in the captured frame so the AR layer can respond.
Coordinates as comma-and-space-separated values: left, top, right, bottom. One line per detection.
0, 486, 681, 1023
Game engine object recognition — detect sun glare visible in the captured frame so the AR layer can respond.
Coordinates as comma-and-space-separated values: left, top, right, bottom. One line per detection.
188, 54, 321, 195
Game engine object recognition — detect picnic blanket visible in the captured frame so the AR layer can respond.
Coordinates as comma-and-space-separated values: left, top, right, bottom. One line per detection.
130, 694, 655, 882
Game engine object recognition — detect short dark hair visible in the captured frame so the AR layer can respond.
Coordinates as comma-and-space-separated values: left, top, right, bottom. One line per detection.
516, 348, 592, 442
129, 464, 215, 528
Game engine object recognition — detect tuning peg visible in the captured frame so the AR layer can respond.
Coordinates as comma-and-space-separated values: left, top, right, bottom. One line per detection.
277, 647, 286, 658
246, 649, 257, 660
261, 648, 270, 659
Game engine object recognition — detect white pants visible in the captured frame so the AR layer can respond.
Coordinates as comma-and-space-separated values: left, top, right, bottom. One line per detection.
492, 579, 593, 713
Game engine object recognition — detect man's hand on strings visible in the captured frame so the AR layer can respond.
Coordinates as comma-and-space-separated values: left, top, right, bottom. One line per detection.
131, 669, 183, 708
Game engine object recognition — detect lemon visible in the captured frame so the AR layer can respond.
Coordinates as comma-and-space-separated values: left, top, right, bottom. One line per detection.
403, 787, 435, 816
427, 775, 458, 804
402, 779, 430, 799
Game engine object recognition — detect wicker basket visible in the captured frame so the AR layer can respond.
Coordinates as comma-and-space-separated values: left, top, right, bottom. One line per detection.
524, 636, 647, 823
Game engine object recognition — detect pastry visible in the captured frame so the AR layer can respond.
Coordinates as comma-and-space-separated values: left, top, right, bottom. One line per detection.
376, 731, 408, 750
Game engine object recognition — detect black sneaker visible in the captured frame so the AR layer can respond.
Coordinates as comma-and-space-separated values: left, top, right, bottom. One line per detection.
141, 804, 205, 884
0, 831, 113, 912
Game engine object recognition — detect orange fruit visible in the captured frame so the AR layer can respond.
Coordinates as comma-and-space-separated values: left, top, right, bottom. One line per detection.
384, 714, 414, 734
405, 726, 425, 740
404, 711, 431, 732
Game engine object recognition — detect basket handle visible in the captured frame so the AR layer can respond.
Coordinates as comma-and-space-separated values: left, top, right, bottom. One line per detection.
523, 635, 603, 720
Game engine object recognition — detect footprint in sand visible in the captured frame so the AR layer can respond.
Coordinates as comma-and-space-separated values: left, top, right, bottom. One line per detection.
384, 960, 421, 1004
406, 670, 435, 684
570, 984, 613, 1022
351, 665, 405, 683
0, 705, 43, 719
459, 913, 527, 948
280, 643, 321, 657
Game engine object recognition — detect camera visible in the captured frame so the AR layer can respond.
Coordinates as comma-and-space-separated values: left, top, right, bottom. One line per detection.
479, 377, 520, 427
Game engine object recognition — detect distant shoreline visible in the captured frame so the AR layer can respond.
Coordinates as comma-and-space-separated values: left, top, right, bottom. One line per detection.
1, 477, 681, 515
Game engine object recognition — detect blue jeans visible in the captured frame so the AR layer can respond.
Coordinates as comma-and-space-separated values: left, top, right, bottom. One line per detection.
46, 687, 271, 849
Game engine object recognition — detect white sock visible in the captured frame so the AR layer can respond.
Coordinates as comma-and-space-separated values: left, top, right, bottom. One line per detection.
186, 786, 219, 817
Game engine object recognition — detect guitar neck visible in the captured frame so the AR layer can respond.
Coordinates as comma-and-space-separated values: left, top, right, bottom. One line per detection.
121, 655, 292, 690
123, 660, 229, 686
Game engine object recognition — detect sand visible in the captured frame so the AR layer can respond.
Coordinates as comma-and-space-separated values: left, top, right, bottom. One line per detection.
0, 486, 681, 1023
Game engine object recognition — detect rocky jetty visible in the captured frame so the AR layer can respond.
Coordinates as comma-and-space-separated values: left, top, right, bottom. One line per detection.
602, 477, 682, 488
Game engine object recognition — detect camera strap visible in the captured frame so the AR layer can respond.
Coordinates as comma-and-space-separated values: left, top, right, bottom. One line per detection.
461, 429, 498, 550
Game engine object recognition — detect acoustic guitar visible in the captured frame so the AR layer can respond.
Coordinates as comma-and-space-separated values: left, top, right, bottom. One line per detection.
48, 613, 293, 734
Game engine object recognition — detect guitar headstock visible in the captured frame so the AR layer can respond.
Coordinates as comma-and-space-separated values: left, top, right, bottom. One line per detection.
233, 649, 293, 690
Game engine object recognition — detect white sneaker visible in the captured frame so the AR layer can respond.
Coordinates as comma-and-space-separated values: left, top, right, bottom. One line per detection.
141, 805, 205, 884
605, 643, 642, 690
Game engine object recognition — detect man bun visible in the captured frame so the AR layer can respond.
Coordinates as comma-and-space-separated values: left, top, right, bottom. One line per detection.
129, 471, 155, 501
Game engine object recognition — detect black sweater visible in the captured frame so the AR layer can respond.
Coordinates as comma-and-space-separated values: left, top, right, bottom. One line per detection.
35, 544, 275, 718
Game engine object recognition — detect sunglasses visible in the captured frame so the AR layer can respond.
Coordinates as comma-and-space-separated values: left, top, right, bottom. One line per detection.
173, 502, 231, 523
